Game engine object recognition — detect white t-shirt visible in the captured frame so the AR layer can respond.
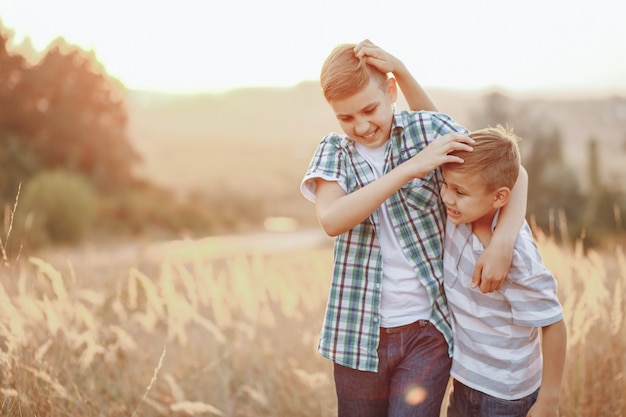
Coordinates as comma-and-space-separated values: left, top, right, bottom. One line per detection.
355, 142, 431, 327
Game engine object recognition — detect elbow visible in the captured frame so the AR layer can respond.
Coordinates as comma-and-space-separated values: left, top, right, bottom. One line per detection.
317, 213, 345, 237
318, 219, 343, 237
323, 229, 342, 238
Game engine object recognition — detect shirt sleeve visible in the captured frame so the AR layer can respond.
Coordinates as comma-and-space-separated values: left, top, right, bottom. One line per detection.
429, 112, 470, 138
300, 133, 350, 203
504, 223, 564, 327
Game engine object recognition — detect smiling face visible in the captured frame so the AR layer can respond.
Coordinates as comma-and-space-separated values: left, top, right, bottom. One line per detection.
440, 166, 510, 227
328, 77, 397, 149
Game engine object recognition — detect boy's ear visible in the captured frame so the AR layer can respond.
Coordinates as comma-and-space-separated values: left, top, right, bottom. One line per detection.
387, 77, 398, 101
493, 187, 511, 209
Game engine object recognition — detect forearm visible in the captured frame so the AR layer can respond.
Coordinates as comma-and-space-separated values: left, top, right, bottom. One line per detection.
492, 165, 528, 248
393, 62, 437, 112
473, 166, 528, 292
316, 167, 412, 236
537, 320, 567, 404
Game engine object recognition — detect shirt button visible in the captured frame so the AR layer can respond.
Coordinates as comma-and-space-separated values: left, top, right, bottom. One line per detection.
373, 317, 379, 323
376, 283, 381, 289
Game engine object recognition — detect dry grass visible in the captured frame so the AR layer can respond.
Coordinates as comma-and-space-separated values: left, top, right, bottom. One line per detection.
0, 229, 624, 416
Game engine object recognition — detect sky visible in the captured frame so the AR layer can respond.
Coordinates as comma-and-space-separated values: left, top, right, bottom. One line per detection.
1, 0, 625, 95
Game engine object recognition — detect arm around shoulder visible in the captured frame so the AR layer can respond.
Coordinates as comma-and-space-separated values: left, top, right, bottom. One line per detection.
472, 165, 528, 293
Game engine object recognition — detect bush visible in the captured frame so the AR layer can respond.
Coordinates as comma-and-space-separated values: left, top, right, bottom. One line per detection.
18, 170, 97, 247
96, 185, 218, 239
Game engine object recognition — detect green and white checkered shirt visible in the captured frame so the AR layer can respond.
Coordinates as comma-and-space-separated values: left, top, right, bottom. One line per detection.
301, 110, 468, 372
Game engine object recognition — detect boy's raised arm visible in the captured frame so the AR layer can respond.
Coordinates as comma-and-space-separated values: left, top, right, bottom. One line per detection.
354, 40, 437, 112
472, 166, 528, 293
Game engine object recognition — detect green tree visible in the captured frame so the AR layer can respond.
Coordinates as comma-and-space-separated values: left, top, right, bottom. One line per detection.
524, 126, 583, 239
471, 91, 511, 130
17, 171, 97, 246
581, 137, 624, 246
0, 27, 32, 201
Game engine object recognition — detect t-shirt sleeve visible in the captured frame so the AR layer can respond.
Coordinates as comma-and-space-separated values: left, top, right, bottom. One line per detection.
504, 223, 564, 327
300, 133, 349, 203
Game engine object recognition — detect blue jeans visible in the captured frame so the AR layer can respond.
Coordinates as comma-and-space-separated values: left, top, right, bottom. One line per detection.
447, 379, 539, 417
333, 320, 452, 417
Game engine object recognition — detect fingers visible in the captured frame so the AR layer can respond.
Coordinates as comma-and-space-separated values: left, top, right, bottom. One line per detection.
354, 40, 388, 69
407, 133, 473, 175
354, 39, 375, 57
437, 133, 474, 155
480, 280, 501, 293
472, 263, 501, 293
471, 264, 482, 289
479, 280, 494, 293
475, 274, 504, 293
354, 46, 381, 62
443, 132, 474, 145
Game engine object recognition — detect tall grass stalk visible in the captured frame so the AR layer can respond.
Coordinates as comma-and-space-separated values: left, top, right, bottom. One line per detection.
131, 345, 166, 417
0, 183, 21, 267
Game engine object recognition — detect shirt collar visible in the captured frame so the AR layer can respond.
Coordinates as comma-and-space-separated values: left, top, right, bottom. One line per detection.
391, 110, 405, 138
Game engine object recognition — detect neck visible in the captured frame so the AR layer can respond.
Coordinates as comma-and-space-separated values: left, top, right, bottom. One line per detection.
471, 209, 498, 247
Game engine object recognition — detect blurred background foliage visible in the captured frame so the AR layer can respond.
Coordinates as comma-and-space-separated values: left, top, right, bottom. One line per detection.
0, 24, 248, 253
1, 22, 625, 254
470, 92, 626, 248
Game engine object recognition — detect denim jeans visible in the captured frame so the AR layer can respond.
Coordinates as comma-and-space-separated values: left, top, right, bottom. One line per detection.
447, 379, 539, 417
333, 320, 452, 417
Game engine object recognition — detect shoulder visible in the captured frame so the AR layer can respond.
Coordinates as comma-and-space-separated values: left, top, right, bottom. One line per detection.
319, 132, 349, 147
310, 132, 354, 161
508, 221, 554, 281
397, 110, 468, 135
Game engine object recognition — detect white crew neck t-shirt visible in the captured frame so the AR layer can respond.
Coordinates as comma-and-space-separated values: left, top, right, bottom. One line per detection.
355, 142, 431, 327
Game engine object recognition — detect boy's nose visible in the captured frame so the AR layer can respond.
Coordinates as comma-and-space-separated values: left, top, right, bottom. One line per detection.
354, 119, 370, 135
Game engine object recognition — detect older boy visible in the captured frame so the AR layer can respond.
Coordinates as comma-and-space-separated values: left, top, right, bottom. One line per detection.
441, 126, 567, 417
300, 41, 527, 416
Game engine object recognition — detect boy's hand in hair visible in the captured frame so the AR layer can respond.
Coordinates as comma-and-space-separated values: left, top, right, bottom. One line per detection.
353, 39, 404, 75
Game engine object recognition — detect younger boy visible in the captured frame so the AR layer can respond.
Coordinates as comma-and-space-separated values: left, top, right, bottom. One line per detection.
301, 40, 528, 416
441, 126, 567, 417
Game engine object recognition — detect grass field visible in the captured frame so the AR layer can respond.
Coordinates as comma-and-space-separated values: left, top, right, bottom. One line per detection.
1, 86, 624, 415
0, 227, 624, 416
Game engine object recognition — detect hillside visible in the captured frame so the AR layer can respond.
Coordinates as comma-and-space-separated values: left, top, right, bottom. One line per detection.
124, 83, 626, 225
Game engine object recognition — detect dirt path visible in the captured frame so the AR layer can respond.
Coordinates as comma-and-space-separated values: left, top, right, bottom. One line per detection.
39, 228, 333, 278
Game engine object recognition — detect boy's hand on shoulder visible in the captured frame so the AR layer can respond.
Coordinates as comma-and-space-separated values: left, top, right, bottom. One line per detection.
472, 243, 510, 293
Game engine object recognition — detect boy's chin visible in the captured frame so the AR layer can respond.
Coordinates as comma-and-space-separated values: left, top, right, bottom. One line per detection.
448, 217, 465, 225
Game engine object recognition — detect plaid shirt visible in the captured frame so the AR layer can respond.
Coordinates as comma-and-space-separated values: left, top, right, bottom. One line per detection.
301, 110, 468, 372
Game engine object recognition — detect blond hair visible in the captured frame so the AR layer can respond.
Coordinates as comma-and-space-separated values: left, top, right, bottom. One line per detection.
447, 125, 521, 191
320, 43, 389, 102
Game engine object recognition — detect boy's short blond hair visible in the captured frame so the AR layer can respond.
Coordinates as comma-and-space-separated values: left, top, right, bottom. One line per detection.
320, 43, 389, 102
447, 125, 521, 191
